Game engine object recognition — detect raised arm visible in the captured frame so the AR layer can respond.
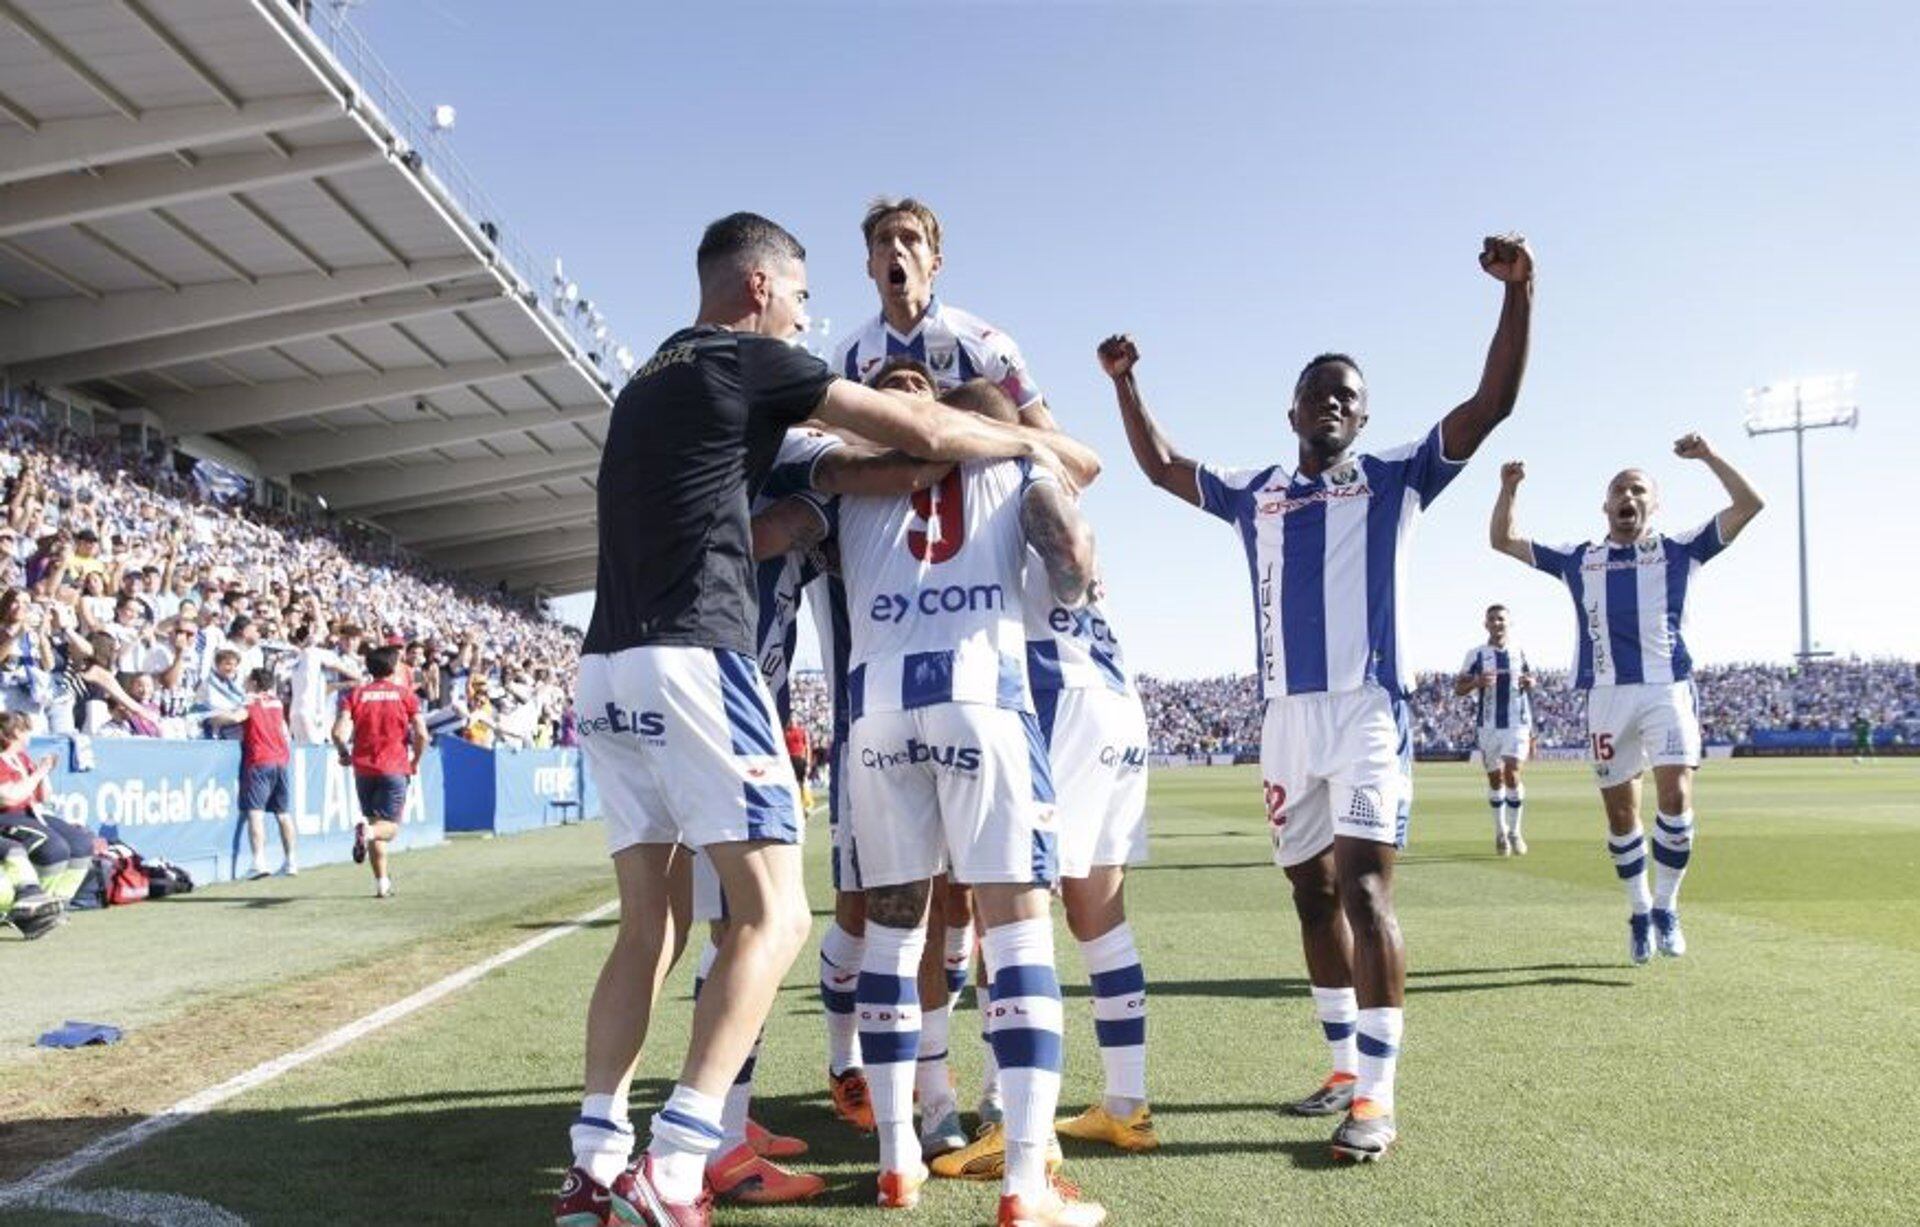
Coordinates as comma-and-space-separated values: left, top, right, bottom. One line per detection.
1673, 432, 1764, 542
1022, 480, 1097, 608
1489, 460, 1536, 564
1098, 334, 1202, 507
1439, 234, 1535, 462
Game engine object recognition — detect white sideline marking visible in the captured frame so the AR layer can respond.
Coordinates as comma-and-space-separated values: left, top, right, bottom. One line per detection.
0, 898, 619, 1209
26, 1186, 248, 1226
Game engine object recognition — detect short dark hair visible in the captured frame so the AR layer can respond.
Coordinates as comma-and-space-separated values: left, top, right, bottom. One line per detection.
366, 645, 399, 679
868, 355, 935, 390
696, 212, 805, 285
247, 667, 275, 691
1487, 603, 1508, 616
939, 378, 1018, 424
1294, 352, 1364, 396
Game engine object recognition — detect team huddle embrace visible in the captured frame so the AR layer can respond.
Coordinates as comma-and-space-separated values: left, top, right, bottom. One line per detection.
556, 198, 1758, 1226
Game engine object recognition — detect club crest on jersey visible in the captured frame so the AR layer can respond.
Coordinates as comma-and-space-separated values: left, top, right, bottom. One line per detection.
927, 344, 957, 373
1638, 538, 1661, 555
1328, 463, 1361, 488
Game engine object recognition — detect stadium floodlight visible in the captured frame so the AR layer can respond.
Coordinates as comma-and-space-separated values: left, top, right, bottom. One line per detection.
1742, 374, 1860, 662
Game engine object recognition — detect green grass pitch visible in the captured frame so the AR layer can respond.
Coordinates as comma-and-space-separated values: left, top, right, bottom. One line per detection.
4, 758, 1918, 1225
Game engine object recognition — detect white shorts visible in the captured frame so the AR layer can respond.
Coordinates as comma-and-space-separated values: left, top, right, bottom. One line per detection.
1585, 681, 1701, 787
1260, 686, 1411, 869
577, 645, 803, 856
845, 702, 1056, 890
1477, 727, 1530, 771
1035, 685, 1149, 878
289, 709, 331, 746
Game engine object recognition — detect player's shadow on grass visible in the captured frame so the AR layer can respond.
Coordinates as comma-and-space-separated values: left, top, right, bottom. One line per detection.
514, 917, 618, 931
1131, 859, 1271, 872
161, 895, 304, 909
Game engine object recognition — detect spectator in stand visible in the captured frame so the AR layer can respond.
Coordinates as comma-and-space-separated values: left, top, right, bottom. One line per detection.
199, 647, 247, 736
461, 674, 496, 748
784, 718, 811, 810
99, 674, 164, 737
333, 646, 427, 900
209, 668, 297, 879
286, 622, 363, 745
0, 711, 93, 906
0, 588, 53, 728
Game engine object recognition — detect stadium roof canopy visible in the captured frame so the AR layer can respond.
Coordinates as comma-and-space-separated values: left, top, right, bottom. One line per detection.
0, 0, 622, 594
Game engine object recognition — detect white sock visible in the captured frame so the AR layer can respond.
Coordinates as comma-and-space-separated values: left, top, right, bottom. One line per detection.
717, 1035, 760, 1155
857, 922, 925, 1173
1079, 922, 1148, 1111
1355, 1006, 1404, 1111
916, 1003, 955, 1123
977, 979, 1002, 1107
647, 1084, 723, 1203
983, 918, 1064, 1202
1310, 984, 1359, 1078
1488, 789, 1509, 837
944, 919, 973, 1010
1608, 826, 1653, 915
820, 922, 864, 1075
1508, 786, 1526, 837
1652, 810, 1694, 911
570, 1091, 633, 1186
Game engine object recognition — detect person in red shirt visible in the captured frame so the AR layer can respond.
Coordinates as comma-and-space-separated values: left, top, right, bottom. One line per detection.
211, 668, 297, 880
331, 646, 427, 899
783, 720, 812, 811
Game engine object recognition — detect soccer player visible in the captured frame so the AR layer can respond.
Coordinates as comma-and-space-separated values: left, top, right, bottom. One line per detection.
331, 646, 426, 900
1489, 436, 1763, 963
1100, 233, 1534, 1163
209, 667, 298, 878
834, 202, 1101, 1154
1454, 605, 1535, 855
558, 213, 1077, 1227
822, 376, 1104, 1224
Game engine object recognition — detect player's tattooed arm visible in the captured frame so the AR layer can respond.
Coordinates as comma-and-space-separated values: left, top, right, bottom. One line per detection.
1440, 234, 1535, 462
1674, 432, 1765, 542
811, 446, 951, 498
1489, 460, 1537, 564
1022, 480, 1098, 608
750, 496, 830, 561
1452, 670, 1485, 696
1098, 334, 1203, 507
865, 881, 931, 929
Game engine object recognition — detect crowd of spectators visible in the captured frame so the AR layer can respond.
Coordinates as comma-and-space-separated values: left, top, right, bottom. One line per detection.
0, 411, 581, 748
782, 659, 1920, 759
1123, 661, 1920, 757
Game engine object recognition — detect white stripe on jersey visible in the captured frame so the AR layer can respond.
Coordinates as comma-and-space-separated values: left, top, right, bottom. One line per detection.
1460, 642, 1532, 731
751, 428, 843, 715
1022, 548, 1130, 694
1529, 518, 1725, 689
831, 298, 1042, 407
832, 458, 1049, 718
1196, 424, 1465, 702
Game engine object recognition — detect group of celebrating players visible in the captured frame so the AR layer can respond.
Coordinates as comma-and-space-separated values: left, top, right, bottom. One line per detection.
552, 196, 1761, 1226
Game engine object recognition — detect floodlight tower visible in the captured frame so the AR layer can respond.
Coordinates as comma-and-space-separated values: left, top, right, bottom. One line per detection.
1742, 374, 1859, 662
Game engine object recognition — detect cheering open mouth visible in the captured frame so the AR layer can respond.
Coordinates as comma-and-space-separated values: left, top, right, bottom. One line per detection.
888, 262, 907, 287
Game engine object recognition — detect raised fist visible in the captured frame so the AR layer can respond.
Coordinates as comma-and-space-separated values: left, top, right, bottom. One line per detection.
1673, 432, 1714, 461
1097, 334, 1139, 380
1479, 233, 1534, 283
1500, 460, 1526, 488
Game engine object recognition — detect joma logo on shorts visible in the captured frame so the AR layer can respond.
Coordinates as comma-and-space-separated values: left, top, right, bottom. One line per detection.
869, 584, 1004, 623
578, 705, 666, 739
862, 739, 983, 772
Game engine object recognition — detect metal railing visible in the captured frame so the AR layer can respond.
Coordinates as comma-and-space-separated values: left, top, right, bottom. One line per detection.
292, 1, 628, 385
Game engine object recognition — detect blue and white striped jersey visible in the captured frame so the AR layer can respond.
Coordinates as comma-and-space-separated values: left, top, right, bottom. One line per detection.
1197, 424, 1465, 702
832, 298, 1042, 408
1022, 551, 1130, 695
832, 459, 1053, 719
1528, 518, 1726, 690
750, 428, 842, 721
1460, 642, 1532, 731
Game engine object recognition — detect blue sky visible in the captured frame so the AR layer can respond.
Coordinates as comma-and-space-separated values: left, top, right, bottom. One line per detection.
354, 1, 1917, 677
